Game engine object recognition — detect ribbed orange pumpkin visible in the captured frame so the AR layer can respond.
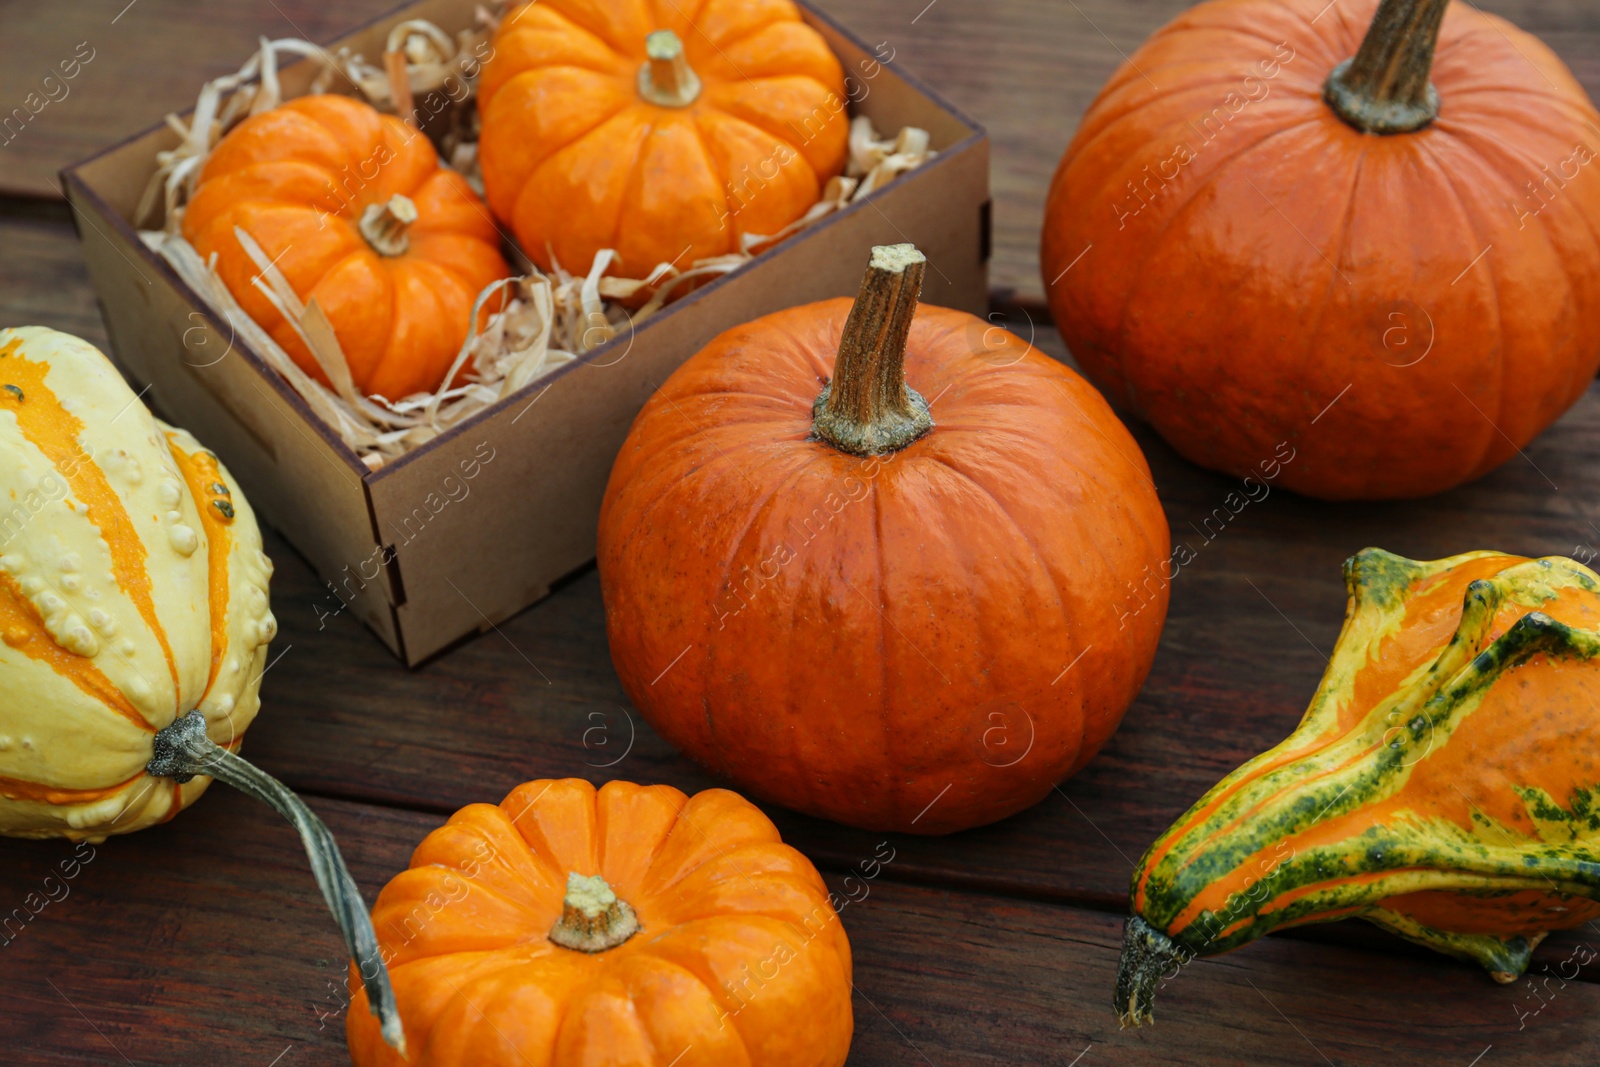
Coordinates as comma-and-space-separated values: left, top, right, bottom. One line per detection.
184, 94, 511, 401
346, 778, 854, 1067
598, 245, 1170, 834
1041, 0, 1600, 500
477, 0, 848, 279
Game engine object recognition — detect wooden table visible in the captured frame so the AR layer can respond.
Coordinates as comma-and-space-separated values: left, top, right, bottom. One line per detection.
4, 1, 1600, 1064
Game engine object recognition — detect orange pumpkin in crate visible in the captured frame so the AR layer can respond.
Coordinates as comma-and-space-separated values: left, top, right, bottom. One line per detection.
345, 778, 854, 1067
477, 0, 849, 279
598, 245, 1171, 834
1041, 0, 1600, 500
184, 94, 511, 401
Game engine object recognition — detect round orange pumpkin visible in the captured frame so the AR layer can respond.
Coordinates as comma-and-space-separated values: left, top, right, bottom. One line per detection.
598, 245, 1171, 834
477, 0, 848, 279
184, 94, 511, 401
1041, 0, 1600, 500
345, 778, 853, 1067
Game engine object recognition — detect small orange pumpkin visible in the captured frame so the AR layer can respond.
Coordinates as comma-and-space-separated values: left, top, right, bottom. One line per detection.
477, 0, 848, 279
1041, 0, 1600, 500
598, 245, 1170, 834
184, 94, 511, 401
345, 778, 854, 1067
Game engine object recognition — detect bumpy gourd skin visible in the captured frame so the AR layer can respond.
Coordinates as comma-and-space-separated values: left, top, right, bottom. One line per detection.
0, 327, 275, 840
1117, 548, 1600, 1026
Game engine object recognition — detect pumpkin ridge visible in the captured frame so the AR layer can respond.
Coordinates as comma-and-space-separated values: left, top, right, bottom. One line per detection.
695, 105, 816, 205
614, 953, 758, 1067
1428, 122, 1600, 417
1101, 116, 1329, 414
698, 445, 806, 756
1061, 85, 1316, 211
502, 68, 637, 179
1038, 378, 1159, 496
1433, 118, 1600, 290
1285, 139, 1367, 487
521, 107, 656, 272
700, 451, 819, 783
702, 8, 796, 53
680, 111, 737, 255
0, 351, 181, 703
1071, 70, 1321, 164
496, 9, 616, 68
611, 802, 693, 894
627, 914, 815, 1054
924, 452, 1074, 682
662, 0, 715, 33
1437, 83, 1599, 119
1414, 138, 1510, 478
701, 84, 828, 175
535, 0, 638, 57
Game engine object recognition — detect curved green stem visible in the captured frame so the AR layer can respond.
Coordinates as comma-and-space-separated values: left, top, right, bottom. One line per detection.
147, 711, 404, 1054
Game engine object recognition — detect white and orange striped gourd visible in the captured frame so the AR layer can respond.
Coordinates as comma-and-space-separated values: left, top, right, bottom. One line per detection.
0, 326, 274, 839
0, 326, 402, 1049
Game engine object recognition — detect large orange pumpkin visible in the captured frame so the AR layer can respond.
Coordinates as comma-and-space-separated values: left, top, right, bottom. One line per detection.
477, 0, 848, 279
346, 778, 854, 1067
598, 245, 1171, 834
1041, 0, 1600, 500
184, 94, 511, 401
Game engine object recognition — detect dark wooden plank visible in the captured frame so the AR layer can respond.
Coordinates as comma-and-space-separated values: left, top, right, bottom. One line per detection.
1, 790, 1595, 1065
4, 0, 1597, 305
0, 208, 110, 347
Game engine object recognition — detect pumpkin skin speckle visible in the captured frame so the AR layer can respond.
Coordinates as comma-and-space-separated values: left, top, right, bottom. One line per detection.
598, 290, 1169, 834
1117, 549, 1600, 1025
1041, 0, 1600, 500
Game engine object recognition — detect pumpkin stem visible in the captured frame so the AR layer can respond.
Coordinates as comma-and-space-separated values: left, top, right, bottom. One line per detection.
548, 872, 640, 952
638, 30, 702, 108
146, 711, 405, 1055
811, 243, 935, 456
1324, 0, 1450, 134
1113, 915, 1186, 1028
357, 194, 418, 257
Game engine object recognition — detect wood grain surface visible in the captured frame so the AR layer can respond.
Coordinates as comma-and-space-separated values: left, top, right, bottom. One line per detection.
3, 789, 1596, 1066
6, 205, 1600, 1062
5, 0, 1600, 1061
